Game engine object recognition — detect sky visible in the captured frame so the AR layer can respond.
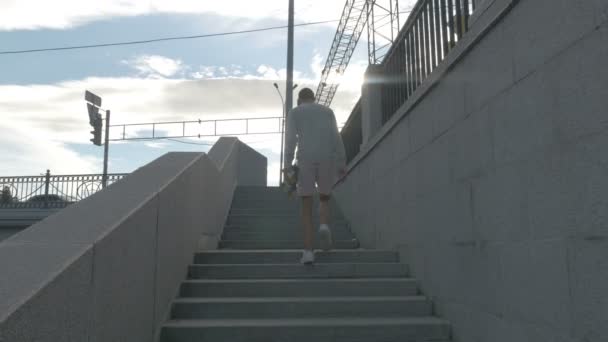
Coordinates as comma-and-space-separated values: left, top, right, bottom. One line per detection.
0, 0, 414, 185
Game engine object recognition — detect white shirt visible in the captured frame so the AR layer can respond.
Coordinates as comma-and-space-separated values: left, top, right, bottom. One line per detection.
284, 102, 346, 168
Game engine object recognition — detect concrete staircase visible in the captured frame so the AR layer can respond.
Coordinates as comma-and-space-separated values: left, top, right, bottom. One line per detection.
160, 186, 451, 342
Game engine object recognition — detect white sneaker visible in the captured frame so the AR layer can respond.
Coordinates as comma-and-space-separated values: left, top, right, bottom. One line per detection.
300, 250, 315, 265
318, 224, 333, 251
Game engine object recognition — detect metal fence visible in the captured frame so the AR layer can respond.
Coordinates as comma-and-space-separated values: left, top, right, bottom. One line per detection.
340, 0, 477, 160
0, 171, 127, 209
381, 0, 476, 123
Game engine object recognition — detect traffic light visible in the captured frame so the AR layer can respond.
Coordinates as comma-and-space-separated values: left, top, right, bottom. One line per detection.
87, 103, 99, 126
85, 90, 111, 188
87, 102, 103, 146
90, 117, 103, 146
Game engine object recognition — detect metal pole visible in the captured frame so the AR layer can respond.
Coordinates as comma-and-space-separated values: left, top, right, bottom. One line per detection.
279, 107, 286, 184
102, 110, 111, 188
283, 0, 295, 182
274, 85, 286, 184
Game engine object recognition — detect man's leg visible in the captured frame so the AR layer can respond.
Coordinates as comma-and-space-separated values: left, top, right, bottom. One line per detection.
318, 194, 333, 251
317, 160, 335, 251
297, 162, 315, 264
319, 194, 331, 225
301, 196, 314, 251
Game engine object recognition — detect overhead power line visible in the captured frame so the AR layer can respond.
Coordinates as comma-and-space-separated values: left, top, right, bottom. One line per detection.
166, 138, 214, 146
0, 8, 417, 56
134, 137, 277, 147
136, 137, 213, 146
0, 19, 339, 55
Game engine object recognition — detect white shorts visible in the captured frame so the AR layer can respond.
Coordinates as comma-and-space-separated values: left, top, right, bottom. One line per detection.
297, 160, 336, 197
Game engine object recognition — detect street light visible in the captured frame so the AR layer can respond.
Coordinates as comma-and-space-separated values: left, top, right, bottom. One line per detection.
273, 83, 298, 185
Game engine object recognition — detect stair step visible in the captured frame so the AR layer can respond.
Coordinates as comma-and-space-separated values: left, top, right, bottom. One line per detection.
232, 193, 316, 200
159, 187, 454, 342
223, 222, 350, 231
231, 193, 298, 199
231, 197, 300, 203
160, 317, 450, 342
229, 202, 300, 209
230, 209, 299, 216
219, 239, 359, 250
229, 205, 333, 212
194, 250, 399, 264
188, 263, 407, 279
229, 211, 345, 220
171, 296, 432, 319
230, 201, 334, 209
235, 186, 283, 190
227, 216, 348, 225
179, 278, 418, 298
232, 193, 338, 201
231, 198, 338, 203
221, 231, 355, 241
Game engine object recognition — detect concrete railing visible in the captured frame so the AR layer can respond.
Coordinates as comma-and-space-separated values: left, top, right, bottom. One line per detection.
335, 0, 608, 341
0, 208, 62, 242
0, 137, 266, 342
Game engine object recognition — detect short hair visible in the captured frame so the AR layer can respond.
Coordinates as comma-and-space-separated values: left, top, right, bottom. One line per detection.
298, 88, 315, 101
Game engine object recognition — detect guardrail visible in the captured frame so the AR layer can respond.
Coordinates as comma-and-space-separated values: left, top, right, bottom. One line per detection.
0, 138, 267, 341
381, 0, 476, 123
0, 171, 127, 209
341, 0, 477, 160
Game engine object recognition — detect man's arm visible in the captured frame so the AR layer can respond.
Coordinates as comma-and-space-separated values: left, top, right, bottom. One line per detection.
284, 110, 297, 168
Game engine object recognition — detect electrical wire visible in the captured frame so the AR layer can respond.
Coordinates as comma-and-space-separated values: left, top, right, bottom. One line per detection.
0, 19, 339, 55
137, 137, 278, 146
166, 138, 214, 146
0, 8, 420, 56
127, 137, 214, 146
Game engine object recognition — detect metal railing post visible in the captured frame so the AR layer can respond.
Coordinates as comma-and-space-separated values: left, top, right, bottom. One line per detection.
44, 170, 51, 208
102, 110, 111, 188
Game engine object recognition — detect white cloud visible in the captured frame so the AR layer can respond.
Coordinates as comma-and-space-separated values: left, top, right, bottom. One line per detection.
311, 53, 325, 79
192, 65, 244, 80
0, 0, 421, 31
0, 121, 100, 175
309, 53, 367, 93
256, 65, 274, 78
0, 0, 347, 31
192, 66, 218, 79
0, 57, 364, 177
144, 141, 169, 149
124, 55, 185, 78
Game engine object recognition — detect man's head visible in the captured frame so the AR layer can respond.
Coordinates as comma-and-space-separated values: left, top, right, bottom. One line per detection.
297, 88, 315, 106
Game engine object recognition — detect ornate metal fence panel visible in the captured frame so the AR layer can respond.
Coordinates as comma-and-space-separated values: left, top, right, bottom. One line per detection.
0, 171, 127, 209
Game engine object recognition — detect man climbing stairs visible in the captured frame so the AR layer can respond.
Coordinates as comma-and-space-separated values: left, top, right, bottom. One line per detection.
160, 186, 452, 341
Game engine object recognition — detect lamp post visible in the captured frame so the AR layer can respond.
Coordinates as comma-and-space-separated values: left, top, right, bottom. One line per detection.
274, 83, 298, 185
284, 0, 295, 185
